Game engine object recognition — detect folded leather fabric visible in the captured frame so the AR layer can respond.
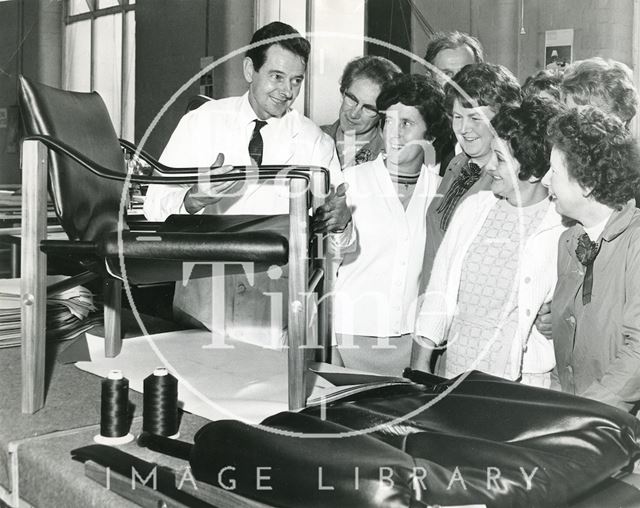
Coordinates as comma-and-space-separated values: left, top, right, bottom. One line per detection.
190, 371, 640, 507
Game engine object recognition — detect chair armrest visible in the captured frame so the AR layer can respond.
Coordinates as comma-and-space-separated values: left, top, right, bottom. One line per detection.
25, 134, 328, 190
119, 138, 188, 175
119, 138, 330, 191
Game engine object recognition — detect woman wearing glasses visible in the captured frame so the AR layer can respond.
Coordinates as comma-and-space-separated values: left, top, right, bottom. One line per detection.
322, 56, 401, 168
333, 73, 448, 375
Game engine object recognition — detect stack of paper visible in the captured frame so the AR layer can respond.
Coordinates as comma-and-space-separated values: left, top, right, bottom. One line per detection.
0, 276, 100, 348
0, 187, 57, 230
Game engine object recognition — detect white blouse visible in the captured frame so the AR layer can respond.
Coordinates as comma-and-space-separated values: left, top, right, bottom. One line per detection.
334, 155, 441, 337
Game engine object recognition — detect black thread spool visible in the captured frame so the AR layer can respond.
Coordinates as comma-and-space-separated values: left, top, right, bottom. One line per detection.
95, 370, 134, 445
143, 367, 180, 438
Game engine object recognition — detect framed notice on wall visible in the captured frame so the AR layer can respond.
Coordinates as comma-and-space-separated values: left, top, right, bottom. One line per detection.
545, 29, 573, 74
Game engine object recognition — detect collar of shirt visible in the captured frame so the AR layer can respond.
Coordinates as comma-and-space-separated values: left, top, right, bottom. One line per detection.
601, 199, 637, 242
372, 153, 433, 200
239, 91, 301, 133
566, 199, 638, 255
584, 212, 612, 241
323, 119, 340, 140
239, 92, 273, 128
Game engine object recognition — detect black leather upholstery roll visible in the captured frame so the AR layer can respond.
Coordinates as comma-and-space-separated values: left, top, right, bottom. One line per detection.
189, 371, 640, 507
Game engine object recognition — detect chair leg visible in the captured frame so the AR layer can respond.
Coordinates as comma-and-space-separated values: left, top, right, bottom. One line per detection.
288, 179, 309, 410
316, 238, 336, 364
20, 140, 49, 413
104, 278, 122, 357
310, 171, 334, 364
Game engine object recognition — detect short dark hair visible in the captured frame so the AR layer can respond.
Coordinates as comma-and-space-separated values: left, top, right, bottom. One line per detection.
522, 70, 562, 101
561, 57, 638, 126
492, 95, 565, 181
377, 73, 449, 155
339, 56, 401, 94
444, 63, 522, 113
245, 22, 311, 71
547, 106, 640, 209
425, 31, 484, 65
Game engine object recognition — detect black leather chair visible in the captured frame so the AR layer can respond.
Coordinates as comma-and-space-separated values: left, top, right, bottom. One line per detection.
18, 75, 332, 414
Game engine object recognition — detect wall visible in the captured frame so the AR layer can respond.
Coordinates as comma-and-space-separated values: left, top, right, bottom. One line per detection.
0, 0, 20, 185
208, 0, 257, 99
0, 0, 62, 185
411, 0, 472, 72
135, 0, 206, 157
411, 0, 634, 82
135, 0, 255, 157
366, 0, 413, 72
308, 0, 365, 126
17, 0, 63, 88
524, 0, 634, 73
255, 0, 367, 126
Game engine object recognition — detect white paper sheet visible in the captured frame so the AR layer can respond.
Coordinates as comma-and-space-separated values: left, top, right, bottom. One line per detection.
76, 329, 337, 424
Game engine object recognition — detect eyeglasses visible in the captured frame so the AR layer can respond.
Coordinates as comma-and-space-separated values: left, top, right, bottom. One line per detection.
342, 91, 379, 118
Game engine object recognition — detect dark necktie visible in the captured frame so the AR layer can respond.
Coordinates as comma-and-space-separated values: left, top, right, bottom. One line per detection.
575, 232, 602, 305
248, 119, 267, 166
436, 161, 482, 231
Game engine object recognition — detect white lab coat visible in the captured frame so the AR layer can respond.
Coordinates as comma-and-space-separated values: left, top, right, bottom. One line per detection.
334, 155, 441, 337
143, 92, 342, 348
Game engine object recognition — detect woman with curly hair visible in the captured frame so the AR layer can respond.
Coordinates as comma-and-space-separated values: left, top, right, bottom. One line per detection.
413, 96, 565, 386
333, 73, 448, 374
522, 69, 562, 102
560, 57, 638, 128
542, 106, 640, 411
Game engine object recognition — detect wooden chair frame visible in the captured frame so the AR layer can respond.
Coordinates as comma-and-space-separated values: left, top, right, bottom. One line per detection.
20, 135, 333, 414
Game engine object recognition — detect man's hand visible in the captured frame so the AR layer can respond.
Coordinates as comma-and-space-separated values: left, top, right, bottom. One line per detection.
183, 153, 240, 214
535, 301, 552, 339
312, 183, 351, 234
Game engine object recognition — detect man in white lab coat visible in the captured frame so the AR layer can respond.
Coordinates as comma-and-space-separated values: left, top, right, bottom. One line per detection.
144, 21, 350, 347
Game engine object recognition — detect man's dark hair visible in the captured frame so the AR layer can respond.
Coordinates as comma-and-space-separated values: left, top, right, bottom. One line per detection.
339, 56, 401, 95
444, 63, 522, 113
246, 21, 311, 71
492, 95, 565, 181
424, 31, 484, 64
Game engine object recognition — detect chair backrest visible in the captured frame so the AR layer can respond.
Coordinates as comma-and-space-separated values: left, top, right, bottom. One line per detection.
19, 75, 127, 242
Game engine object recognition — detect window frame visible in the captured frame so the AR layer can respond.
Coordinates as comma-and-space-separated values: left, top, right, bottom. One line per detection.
63, 0, 135, 137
